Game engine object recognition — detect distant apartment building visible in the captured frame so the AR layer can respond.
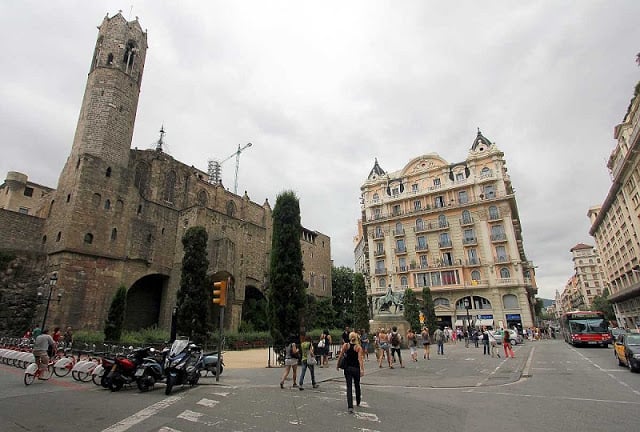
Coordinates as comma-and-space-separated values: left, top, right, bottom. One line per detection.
0, 172, 54, 216
557, 243, 607, 311
588, 80, 640, 329
358, 131, 538, 330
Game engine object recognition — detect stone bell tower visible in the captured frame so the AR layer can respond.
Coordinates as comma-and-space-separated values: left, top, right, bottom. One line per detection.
41, 13, 148, 328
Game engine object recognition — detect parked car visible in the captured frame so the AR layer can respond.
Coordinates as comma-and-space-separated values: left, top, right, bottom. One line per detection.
489, 329, 522, 345
614, 333, 640, 372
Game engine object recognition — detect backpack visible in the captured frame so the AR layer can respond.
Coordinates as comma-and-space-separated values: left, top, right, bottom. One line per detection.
391, 332, 400, 346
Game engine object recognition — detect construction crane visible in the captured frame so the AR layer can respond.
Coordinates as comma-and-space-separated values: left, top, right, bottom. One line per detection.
207, 143, 253, 194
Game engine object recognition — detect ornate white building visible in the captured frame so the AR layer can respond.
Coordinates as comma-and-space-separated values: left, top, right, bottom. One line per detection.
358, 131, 537, 331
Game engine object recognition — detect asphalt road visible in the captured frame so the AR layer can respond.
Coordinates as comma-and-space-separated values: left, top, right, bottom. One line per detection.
1, 339, 638, 432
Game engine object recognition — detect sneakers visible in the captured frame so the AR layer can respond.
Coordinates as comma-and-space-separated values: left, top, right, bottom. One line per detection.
293, 383, 298, 387
312, 384, 319, 388
299, 386, 304, 391
348, 408, 354, 414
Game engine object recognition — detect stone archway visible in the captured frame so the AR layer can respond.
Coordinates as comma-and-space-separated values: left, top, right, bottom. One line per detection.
123, 274, 167, 330
241, 285, 268, 331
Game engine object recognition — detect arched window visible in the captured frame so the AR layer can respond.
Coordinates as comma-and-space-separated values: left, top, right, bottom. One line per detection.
503, 294, 519, 309
226, 200, 236, 217
416, 218, 424, 230
471, 270, 481, 281
500, 267, 510, 278
42, 235, 47, 244
111, 228, 117, 241
373, 192, 380, 202
489, 205, 500, 220
163, 171, 176, 203
197, 190, 208, 206
134, 162, 149, 195
104, 199, 111, 210
56, 232, 61, 242
92, 193, 101, 207
105, 167, 112, 177
48, 200, 55, 218
395, 221, 403, 234
84, 233, 94, 244
123, 40, 136, 73
378, 278, 386, 288
400, 276, 408, 287
107, 53, 114, 65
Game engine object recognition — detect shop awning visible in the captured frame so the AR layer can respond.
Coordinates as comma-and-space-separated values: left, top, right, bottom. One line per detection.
454, 320, 463, 327
477, 319, 494, 327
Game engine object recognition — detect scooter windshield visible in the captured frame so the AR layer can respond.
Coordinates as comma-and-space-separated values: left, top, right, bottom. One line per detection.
170, 339, 189, 356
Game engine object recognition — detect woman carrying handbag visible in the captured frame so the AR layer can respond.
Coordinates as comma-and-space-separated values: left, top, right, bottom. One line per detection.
337, 331, 365, 414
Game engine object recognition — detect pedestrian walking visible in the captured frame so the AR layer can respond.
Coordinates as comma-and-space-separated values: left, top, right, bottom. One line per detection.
502, 329, 515, 358
320, 329, 331, 367
279, 337, 299, 389
434, 326, 445, 355
489, 330, 501, 358
360, 329, 370, 361
407, 328, 418, 362
421, 327, 431, 360
389, 326, 404, 368
298, 334, 318, 390
377, 329, 392, 368
482, 327, 490, 355
337, 331, 365, 414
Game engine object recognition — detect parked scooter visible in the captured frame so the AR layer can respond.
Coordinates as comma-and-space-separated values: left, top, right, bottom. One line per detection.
135, 347, 169, 392
200, 351, 224, 376
164, 339, 203, 395
107, 347, 150, 392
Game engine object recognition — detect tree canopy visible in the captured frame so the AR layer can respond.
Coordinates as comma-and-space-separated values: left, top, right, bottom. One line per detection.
332, 266, 355, 328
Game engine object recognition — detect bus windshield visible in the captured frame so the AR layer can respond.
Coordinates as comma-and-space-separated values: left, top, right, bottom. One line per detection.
568, 318, 607, 334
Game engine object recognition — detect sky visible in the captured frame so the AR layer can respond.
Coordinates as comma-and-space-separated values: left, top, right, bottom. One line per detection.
1, 1, 639, 301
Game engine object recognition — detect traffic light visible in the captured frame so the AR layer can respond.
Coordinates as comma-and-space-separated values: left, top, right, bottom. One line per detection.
213, 280, 227, 306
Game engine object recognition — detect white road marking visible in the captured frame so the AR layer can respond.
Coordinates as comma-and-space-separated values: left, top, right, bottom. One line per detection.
197, 398, 220, 407
569, 346, 640, 397
355, 412, 380, 422
101, 395, 184, 432
158, 428, 181, 432
466, 389, 640, 405
177, 410, 222, 427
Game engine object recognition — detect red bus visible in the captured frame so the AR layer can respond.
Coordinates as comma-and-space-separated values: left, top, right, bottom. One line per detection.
560, 310, 610, 347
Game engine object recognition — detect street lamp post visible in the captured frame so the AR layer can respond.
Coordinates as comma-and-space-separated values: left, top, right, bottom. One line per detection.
38, 273, 61, 330
464, 297, 471, 347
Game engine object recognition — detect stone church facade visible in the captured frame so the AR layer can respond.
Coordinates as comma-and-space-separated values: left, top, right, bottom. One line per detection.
0, 12, 331, 334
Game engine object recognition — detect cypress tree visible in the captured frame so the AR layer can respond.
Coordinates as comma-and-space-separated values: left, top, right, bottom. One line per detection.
104, 285, 127, 342
422, 287, 438, 332
353, 272, 370, 332
176, 226, 210, 344
268, 191, 306, 347
403, 288, 420, 331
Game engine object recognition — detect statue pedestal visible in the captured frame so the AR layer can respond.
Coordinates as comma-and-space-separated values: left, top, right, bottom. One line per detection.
370, 315, 410, 340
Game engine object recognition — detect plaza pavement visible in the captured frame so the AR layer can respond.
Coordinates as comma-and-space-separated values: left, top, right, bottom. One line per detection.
203, 339, 529, 389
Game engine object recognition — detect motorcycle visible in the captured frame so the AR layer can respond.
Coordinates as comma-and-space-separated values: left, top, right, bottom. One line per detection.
135, 347, 168, 392
164, 339, 203, 395
201, 351, 224, 376
107, 347, 149, 392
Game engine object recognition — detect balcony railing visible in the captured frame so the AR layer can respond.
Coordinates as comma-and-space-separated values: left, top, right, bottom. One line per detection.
396, 266, 409, 273
394, 247, 408, 255
491, 233, 507, 242
460, 217, 475, 226
371, 231, 384, 239
462, 237, 477, 245
393, 228, 405, 236
495, 255, 510, 263
439, 240, 453, 249
375, 268, 387, 275
374, 249, 385, 257
466, 258, 481, 266
415, 244, 429, 252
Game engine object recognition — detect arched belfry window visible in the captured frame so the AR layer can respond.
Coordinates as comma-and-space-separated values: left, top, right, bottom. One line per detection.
106, 167, 112, 177
107, 53, 114, 66
123, 40, 136, 73
163, 171, 176, 203
84, 233, 93, 244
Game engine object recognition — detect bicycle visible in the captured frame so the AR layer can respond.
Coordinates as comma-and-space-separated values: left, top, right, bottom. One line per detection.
24, 356, 53, 385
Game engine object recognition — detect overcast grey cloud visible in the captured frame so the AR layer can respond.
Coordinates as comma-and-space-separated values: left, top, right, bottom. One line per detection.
1, 1, 639, 301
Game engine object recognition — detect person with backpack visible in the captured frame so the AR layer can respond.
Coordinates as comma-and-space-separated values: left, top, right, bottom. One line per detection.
389, 326, 404, 368
433, 326, 445, 355
337, 331, 365, 414
279, 337, 299, 389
